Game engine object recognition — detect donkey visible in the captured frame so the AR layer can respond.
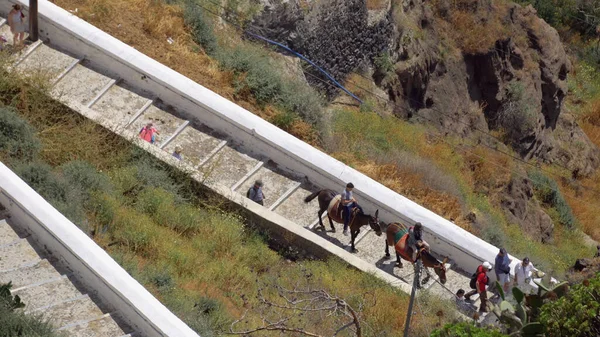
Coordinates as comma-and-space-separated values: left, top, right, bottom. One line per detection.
384, 222, 448, 285
304, 189, 382, 251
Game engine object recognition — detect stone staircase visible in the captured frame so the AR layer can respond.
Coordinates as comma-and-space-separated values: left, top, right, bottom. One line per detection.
0, 218, 134, 336
0, 17, 493, 319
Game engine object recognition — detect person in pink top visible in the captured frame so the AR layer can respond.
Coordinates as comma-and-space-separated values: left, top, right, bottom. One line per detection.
139, 122, 159, 144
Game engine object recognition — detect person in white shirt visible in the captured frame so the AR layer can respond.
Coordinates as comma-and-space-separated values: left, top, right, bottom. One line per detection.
514, 257, 535, 294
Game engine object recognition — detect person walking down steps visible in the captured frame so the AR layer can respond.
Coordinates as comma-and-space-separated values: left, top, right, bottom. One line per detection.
247, 180, 266, 206
8, 4, 26, 47
172, 145, 183, 160
465, 261, 493, 313
139, 122, 159, 144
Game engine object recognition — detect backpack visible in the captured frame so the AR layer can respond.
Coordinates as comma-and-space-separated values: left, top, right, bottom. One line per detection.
469, 272, 478, 289
246, 187, 253, 198
470, 268, 489, 289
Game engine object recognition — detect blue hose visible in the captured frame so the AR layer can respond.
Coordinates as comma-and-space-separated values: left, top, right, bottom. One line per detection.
244, 31, 364, 104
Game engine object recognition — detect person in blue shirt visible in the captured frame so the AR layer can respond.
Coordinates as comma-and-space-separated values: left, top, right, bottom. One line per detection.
247, 180, 266, 206
172, 145, 183, 160
495, 248, 512, 293
341, 183, 364, 236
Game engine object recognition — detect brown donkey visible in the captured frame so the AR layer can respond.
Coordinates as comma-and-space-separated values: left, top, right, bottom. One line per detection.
384, 222, 448, 284
304, 189, 382, 251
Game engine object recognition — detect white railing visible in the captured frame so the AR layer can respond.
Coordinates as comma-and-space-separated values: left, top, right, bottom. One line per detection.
0, 162, 200, 337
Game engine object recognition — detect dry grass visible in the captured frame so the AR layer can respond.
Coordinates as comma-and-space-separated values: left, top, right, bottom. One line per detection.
431, 0, 511, 54
465, 146, 514, 195
54, 0, 320, 144
355, 161, 471, 231
366, 0, 389, 10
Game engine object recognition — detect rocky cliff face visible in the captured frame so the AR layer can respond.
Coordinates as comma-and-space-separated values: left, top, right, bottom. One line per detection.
252, 0, 393, 94
251, 0, 600, 242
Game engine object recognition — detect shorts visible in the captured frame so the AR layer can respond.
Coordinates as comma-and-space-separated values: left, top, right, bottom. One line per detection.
497, 273, 510, 285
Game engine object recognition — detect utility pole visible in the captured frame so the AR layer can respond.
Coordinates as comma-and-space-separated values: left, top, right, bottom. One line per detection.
29, 0, 38, 42
403, 261, 421, 337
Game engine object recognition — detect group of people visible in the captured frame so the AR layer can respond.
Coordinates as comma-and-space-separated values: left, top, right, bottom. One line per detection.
455, 249, 536, 313
1, 4, 26, 51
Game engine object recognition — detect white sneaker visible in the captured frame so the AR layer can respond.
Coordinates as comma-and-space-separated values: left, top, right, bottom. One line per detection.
343, 230, 349, 236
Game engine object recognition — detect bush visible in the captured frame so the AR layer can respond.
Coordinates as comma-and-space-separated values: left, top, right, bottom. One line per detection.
184, 1, 218, 55
497, 82, 537, 150
0, 106, 41, 162
60, 160, 112, 203
431, 321, 508, 337
528, 170, 577, 228
137, 187, 205, 235
0, 282, 62, 337
13, 161, 97, 231
540, 274, 600, 336
215, 44, 323, 126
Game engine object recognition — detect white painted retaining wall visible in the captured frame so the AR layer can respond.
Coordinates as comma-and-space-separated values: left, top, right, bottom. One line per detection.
0, 0, 528, 279
0, 163, 200, 337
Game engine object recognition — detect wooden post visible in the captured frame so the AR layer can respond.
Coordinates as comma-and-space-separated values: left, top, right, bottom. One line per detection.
29, 0, 38, 42
403, 261, 421, 337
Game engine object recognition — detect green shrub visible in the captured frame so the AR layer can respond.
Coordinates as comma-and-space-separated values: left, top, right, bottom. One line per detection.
528, 170, 577, 228
480, 221, 508, 248
13, 161, 97, 231
0, 282, 62, 337
270, 111, 297, 130
217, 45, 284, 105
497, 82, 537, 150
137, 187, 205, 235
279, 79, 323, 126
540, 274, 600, 336
163, 292, 232, 337
60, 160, 112, 203
184, 1, 218, 55
216, 44, 323, 126
0, 107, 41, 162
431, 321, 508, 337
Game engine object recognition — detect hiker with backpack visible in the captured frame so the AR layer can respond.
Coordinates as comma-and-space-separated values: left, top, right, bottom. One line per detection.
464, 261, 493, 313
139, 122, 159, 144
247, 180, 266, 206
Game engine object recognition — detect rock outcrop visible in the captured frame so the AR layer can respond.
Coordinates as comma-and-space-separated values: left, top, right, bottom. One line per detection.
251, 0, 600, 242
252, 0, 393, 94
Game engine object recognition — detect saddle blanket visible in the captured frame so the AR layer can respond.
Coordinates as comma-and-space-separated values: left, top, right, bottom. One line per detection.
327, 195, 343, 223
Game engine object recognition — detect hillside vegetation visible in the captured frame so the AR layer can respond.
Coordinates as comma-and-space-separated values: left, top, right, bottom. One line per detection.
0, 60, 454, 336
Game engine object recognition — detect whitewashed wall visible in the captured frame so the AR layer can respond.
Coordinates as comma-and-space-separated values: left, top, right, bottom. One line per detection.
0, 163, 200, 337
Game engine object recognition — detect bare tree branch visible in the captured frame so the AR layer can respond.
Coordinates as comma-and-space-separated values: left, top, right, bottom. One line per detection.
229, 279, 364, 337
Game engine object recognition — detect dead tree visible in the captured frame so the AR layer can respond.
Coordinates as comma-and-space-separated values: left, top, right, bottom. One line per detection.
227, 279, 370, 337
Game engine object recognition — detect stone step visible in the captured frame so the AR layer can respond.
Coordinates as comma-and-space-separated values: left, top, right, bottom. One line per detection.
15, 43, 77, 79
59, 313, 130, 337
275, 185, 322, 228
126, 103, 186, 147
234, 162, 300, 210
90, 82, 150, 130
13, 275, 83, 311
0, 219, 20, 246
161, 124, 224, 168
0, 239, 41, 271
0, 259, 62, 288
199, 144, 261, 189
52, 62, 114, 109
29, 294, 105, 329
